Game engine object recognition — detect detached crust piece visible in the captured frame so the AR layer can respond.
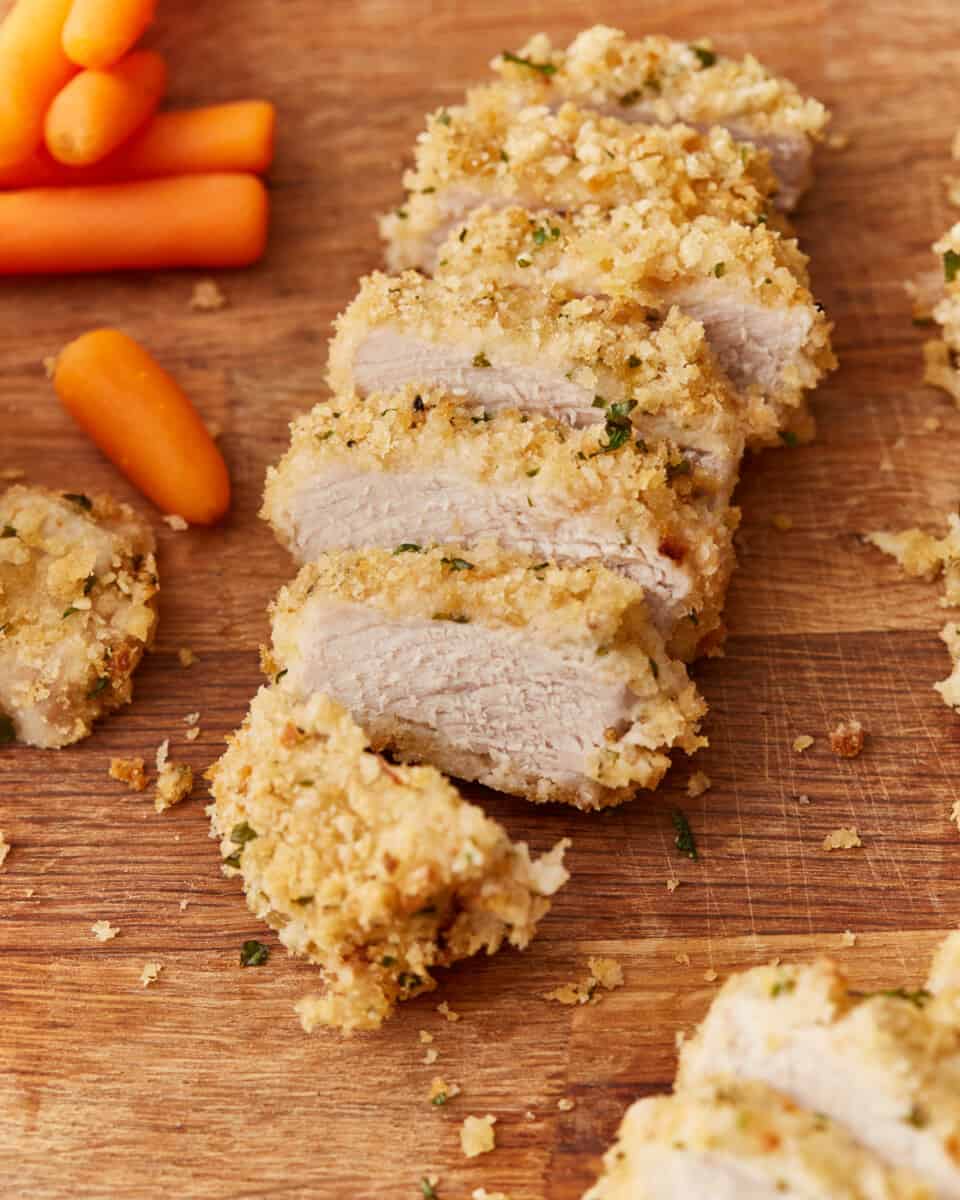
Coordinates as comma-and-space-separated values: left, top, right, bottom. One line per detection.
381, 85, 779, 271
434, 205, 835, 450
262, 387, 739, 660
489, 27, 830, 210
207, 685, 569, 1033
267, 543, 707, 810
925, 223, 960, 405
0, 486, 158, 748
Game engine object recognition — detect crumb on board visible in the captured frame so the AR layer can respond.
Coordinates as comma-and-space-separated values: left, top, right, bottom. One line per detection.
460, 1114, 497, 1158
841, 930, 857, 947
419, 1029, 434, 1044
424, 1048, 439, 1066
544, 956, 624, 1005
91, 920, 119, 942
937, 622, 960, 713
185, 727, 200, 742
829, 718, 865, 758
437, 1001, 460, 1022
42, 355, 56, 379
109, 756, 147, 792
826, 131, 850, 151
177, 647, 197, 668
179, 897, 190, 912
557, 1098, 575, 1112
155, 739, 169, 771
923, 416, 943, 432
703, 968, 718, 983
155, 761, 194, 813
524, 1111, 536, 1122
184, 711, 200, 727
797, 794, 810, 804
793, 734, 814, 753
189, 278, 228, 312
162, 514, 189, 532
771, 513, 793, 532
666, 877, 680, 893
140, 961, 162, 987
429, 1077, 461, 1105
0, 831, 9, 868
686, 770, 711, 799
823, 826, 862, 851
674, 951, 691, 966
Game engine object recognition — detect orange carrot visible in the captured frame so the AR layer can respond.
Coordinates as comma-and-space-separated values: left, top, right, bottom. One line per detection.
54, 330, 230, 526
45, 50, 167, 166
0, 174, 269, 274
0, 102, 277, 189
0, 0, 75, 168
62, 0, 157, 70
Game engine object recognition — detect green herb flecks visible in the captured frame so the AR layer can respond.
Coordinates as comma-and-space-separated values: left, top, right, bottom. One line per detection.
436, 110, 451, 126
394, 543, 422, 555
431, 1092, 448, 1106
62, 606, 80, 619
230, 822, 258, 846
398, 972, 422, 990
83, 573, 97, 596
240, 940, 270, 967
432, 612, 470, 624
1, 525, 16, 539
672, 808, 699, 861
381, 955, 397, 967
223, 850, 242, 869
526, 467, 540, 477
63, 492, 92, 511
501, 49, 557, 76
691, 44, 717, 68
395, 208, 408, 220
595, 398, 636, 454
317, 430, 334, 441
907, 1104, 928, 1128
779, 430, 800, 447
472, 351, 491, 369
666, 457, 692, 482
441, 556, 474, 571
713, 261, 726, 278
87, 675, 110, 698
771, 977, 796, 998
421, 1178, 439, 1200
944, 249, 960, 283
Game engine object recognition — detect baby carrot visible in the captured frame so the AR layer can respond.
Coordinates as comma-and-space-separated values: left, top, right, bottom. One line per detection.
0, 0, 75, 168
54, 330, 230, 526
0, 102, 277, 189
0, 174, 269, 274
62, 0, 157, 70
45, 50, 167, 166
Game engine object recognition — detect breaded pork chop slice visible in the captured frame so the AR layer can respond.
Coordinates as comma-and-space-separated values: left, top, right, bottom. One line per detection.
0, 486, 158, 748
327, 271, 745, 502
677, 937, 960, 1198
489, 27, 830, 211
434, 205, 835, 450
380, 86, 779, 272
266, 544, 706, 811
584, 1079, 932, 1200
262, 389, 738, 661
208, 685, 569, 1033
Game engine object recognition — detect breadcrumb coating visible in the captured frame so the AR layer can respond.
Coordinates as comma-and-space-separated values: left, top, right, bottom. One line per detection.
936, 622, 960, 713
434, 205, 834, 448
867, 516, 960, 607
207, 685, 569, 1033
262, 387, 739, 660
0, 486, 158, 748
927, 224, 960, 405
381, 85, 778, 269
268, 543, 706, 809
328, 269, 745, 498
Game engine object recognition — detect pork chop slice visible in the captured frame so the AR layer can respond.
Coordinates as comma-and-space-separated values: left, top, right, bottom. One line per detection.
434, 204, 835, 449
380, 87, 779, 272
0, 486, 158, 748
209, 684, 569, 1033
488, 27, 831, 211
677, 947, 960, 1198
263, 389, 738, 660
328, 270, 745, 502
266, 544, 706, 810
584, 1079, 932, 1200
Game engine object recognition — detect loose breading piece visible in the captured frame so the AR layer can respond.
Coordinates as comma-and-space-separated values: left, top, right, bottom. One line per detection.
381, 87, 779, 271
936, 622, 960, 713
867, 516, 960, 607
0, 487, 158, 748
267, 544, 707, 810
489, 27, 830, 210
262, 388, 739, 661
584, 1079, 933, 1200
925, 223, 960, 405
327, 271, 745, 500
433, 205, 835, 449
207, 685, 570, 1033
676, 937, 960, 1194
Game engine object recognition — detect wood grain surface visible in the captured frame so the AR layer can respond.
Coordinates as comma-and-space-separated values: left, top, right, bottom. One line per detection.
3, 2, 960, 1197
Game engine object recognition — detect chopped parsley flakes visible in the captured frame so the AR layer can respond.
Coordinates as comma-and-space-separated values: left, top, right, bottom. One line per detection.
440, 556, 474, 571
691, 44, 717, 68
779, 430, 800, 447
672, 808, 699, 861
240, 940, 269, 967
471, 351, 491, 369
944, 249, 960, 283
230, 821, 258, 845
87, 675, 110, 698
501, 49, 557, 75
63, 492, 92, 511
394, 543, 422, 555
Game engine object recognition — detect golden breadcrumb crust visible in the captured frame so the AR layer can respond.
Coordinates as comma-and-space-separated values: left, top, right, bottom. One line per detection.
207, 685, 569, 1033
927, 223, 960, 405
0, 486, 158, 748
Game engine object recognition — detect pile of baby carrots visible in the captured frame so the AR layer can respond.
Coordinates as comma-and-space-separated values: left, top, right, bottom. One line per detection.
0, 0, 274, 274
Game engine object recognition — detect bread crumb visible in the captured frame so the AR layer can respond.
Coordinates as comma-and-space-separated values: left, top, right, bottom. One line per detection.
184, 711, 200, 727
826, 131, 850, 151
829, 719, 865, 758
557, 1097, 575, 1112
674, 951, 691, 966
140, 961, 162, 987
703, 968, 718, 983
793, 735, 814, 752
185, 727, 200, 741
460, 1114, 497, 1158
91, 920, 119, 942
424, 1047, 439, 1065
686, 770, 711, 798
823, 826, 862, 851
771, 513, 793, 532
429, 1077, 461, 1105
24, 887, 34, 898
797, 794, 810, 804
189, 278, 228, 312
544, 956, 623, 1005
924, 416, 943, 432
473, 1190, 510, 1200
155, 761, 194, 813
177, 647, 197, 668
179, 898, 190, 912
419, 1029, 434, 1044
841, 930, 857, 947
666, 877, 680, 893
0, 831, 9, 868
437, 1001, 460, 1022
155, 739, 169, 772
109, 756, 147, 792
674, 1029, 686, 1050
42, 355, 56, 379
589, 956, 623, 990
524, 1110, 537, 1121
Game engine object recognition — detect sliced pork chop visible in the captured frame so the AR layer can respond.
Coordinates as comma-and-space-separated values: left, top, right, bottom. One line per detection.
434, 204, 835, 448
209, 684, 568, 1034
584, 1079, 932, 1200
488, 26, 831, 211
263, 389, 739, 660
266, 543, 706, 810
327, 270, 745, 500
677, 945, 960, 1198
380, 86, 779, 271
0, 486, 158, 748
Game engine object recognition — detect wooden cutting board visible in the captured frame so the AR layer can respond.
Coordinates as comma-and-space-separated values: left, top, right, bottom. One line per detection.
3, 1, 960, 1196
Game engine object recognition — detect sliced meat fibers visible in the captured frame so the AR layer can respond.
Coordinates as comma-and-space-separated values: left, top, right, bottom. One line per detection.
327, 271, 745, 502
262, 388, 738, 660
434, 204, 835, 448
208, 684, 569, 1033
381, 85, 780, 271
266, 543, 707, 810
488, 26, 831, 211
